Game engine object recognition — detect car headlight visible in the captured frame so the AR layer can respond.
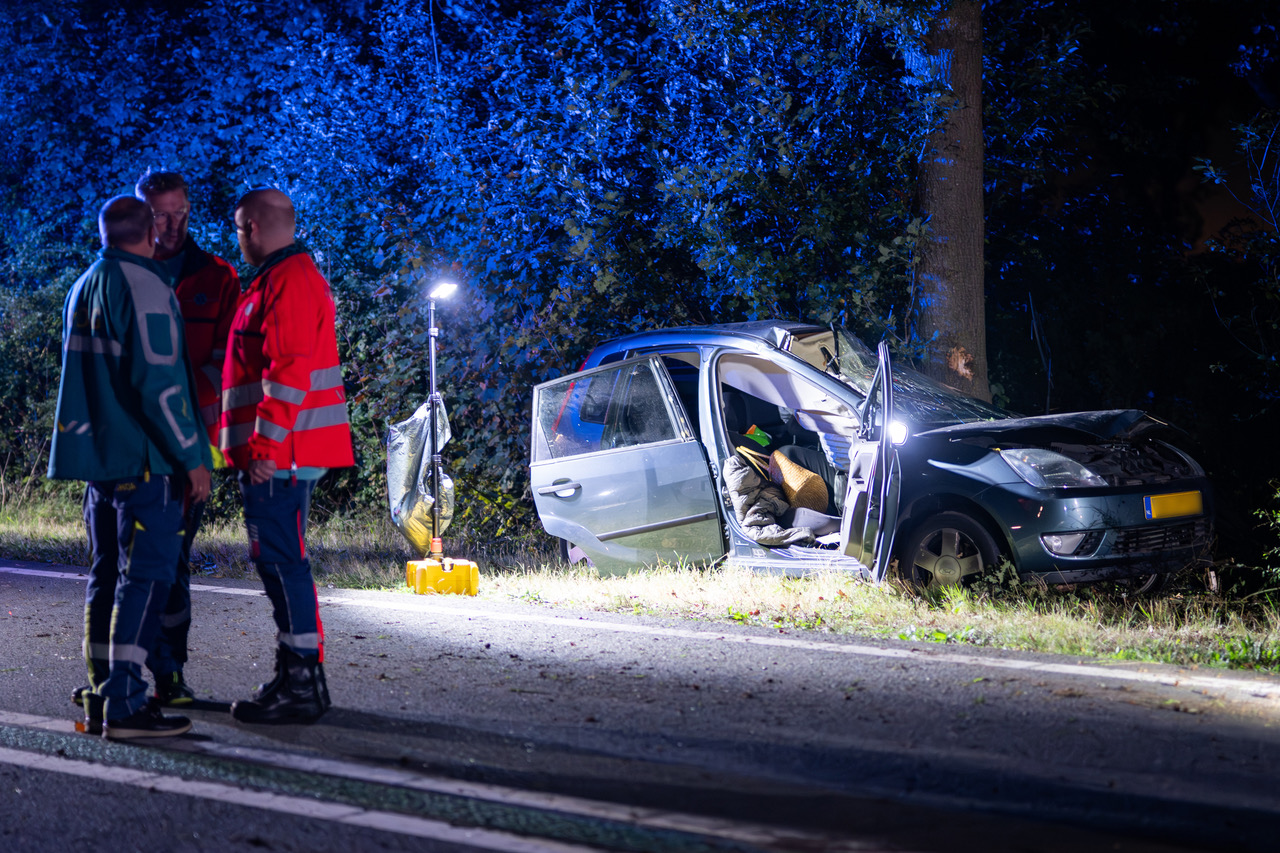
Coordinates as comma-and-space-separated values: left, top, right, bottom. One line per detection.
1000, 448, 1107, 489
888, 420, 908, 445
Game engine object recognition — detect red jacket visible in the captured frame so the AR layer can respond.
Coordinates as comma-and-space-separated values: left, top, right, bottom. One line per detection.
173, 237, 240, 443
219, 245, 354, 470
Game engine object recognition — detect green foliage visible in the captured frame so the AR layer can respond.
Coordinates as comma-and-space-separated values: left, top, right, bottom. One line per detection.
0, 281, 67, 495
1206, 636, 1280, 670
897, 623, 983, 644
17, 0, 1271, 563
1257, 482, 1280, 578
0, 0, 947, 537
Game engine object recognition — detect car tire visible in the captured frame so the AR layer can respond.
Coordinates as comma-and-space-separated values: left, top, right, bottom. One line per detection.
897, 511, 1000, 589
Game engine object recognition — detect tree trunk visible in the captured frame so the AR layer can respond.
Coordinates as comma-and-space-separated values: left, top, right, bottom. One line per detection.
916, 0, 990, 401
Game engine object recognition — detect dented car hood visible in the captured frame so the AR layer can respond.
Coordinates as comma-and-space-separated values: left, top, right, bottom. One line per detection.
920, 409, 1173, 444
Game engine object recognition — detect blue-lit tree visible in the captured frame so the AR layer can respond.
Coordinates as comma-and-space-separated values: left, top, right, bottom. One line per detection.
7, 0, 1275, 564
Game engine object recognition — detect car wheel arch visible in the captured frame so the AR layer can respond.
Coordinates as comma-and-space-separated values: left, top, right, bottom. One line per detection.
895, 494, 1013, 569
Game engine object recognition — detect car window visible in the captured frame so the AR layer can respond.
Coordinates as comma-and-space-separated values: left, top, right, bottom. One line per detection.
658, 352, 702, 439
533, 360, 681, 461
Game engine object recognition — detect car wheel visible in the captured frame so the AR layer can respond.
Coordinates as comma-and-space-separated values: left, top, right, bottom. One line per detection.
898, 512, 1000, 589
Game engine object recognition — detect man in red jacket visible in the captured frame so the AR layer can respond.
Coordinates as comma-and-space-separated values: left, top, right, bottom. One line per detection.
136, 171, 240, 706
222, 187, 354, 724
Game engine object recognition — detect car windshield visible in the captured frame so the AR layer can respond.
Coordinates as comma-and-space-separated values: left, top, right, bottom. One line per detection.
791, 328, 1010, 427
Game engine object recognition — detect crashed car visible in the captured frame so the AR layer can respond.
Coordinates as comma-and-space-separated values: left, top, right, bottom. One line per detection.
528, 321, 1213, 590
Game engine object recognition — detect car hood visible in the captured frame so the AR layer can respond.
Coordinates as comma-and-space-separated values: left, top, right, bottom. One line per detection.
919, 409, 1174, 445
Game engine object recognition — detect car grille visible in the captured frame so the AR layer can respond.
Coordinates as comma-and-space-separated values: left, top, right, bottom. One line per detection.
1112, 519, 1209, 555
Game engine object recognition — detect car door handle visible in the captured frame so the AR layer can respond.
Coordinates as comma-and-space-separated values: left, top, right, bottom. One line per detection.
537, 481, 582, 497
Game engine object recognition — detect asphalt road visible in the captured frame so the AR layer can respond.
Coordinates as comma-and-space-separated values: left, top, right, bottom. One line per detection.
2, 558, 1279, 852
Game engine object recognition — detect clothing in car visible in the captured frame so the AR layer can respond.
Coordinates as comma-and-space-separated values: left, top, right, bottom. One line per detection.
722, 454, 819, 547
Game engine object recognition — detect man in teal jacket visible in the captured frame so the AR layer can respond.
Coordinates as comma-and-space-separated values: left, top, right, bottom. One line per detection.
49, 195, 212, 739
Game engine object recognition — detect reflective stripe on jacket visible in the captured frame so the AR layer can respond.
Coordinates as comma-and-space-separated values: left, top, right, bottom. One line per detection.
219, 245, 354, 470
48, 248, 211, 481
173, 236, 240, 443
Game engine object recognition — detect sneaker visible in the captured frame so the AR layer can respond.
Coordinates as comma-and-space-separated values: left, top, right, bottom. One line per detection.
76, 692, 103, 736
104, 701, 192, 740
154, 671, 195, 706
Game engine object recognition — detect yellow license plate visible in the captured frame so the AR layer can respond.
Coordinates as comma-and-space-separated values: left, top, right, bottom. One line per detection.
1144, 490, 1203, 520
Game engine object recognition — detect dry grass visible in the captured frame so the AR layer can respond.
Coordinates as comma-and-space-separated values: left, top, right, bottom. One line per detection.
4, 490, 1279, 672
478, 559, 1280, 670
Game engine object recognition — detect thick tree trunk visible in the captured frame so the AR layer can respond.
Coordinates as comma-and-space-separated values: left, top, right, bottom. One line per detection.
916, 0, 990, 401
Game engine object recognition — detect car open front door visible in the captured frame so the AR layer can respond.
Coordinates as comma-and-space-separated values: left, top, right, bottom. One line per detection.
529, 356, 723, 575
839, 341, 902, 581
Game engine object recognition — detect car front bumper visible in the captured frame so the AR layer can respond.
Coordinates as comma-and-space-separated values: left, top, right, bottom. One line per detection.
979, 478, 1215, 582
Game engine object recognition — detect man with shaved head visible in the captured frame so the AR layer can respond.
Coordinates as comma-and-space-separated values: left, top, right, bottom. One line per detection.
221, 187, 353, 724
49, 195, 212, 739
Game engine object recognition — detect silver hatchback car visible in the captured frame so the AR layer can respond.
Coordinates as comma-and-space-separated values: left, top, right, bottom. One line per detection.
529, 322, 1213, 589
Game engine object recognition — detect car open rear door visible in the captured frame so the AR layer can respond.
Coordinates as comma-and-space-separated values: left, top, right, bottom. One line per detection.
839, 341, 902, 581
529, 356, 723, 575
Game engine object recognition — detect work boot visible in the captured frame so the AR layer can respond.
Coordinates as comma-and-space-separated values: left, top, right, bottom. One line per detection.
71, 685, 90, 708
104, 699, 192, 740
231, 648, 330, 724
153, 671, 195, 706
252, 644, 289, 698
314, 657, 331, 710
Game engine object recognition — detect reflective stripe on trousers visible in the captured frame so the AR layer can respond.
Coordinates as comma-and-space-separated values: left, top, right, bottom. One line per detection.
82, 475, 183, 720
238, 473, 324, 659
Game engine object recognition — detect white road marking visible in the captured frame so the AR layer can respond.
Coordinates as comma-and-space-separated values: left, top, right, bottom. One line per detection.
0, 710, 877, 852
0, 740, 594, 853
6, 563, 1278, 702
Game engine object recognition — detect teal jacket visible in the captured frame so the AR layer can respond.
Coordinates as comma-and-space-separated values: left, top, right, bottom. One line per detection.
48, 248, 212, 482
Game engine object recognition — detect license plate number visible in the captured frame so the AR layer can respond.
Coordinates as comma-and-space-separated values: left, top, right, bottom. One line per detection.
1144, 490, 1203, 520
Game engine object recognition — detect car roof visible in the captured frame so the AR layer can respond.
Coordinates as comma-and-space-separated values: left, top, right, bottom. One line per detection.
587, 320, 830, 362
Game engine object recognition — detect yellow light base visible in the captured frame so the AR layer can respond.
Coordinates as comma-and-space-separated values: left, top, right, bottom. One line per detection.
406, 558, 480, 596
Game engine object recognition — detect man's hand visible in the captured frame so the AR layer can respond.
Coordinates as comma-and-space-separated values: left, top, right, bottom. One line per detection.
248, 458, 278, 485
187, 465, 212, 502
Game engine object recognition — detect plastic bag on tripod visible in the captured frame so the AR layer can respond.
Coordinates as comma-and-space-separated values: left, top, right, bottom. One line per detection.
387, 397, 455, 556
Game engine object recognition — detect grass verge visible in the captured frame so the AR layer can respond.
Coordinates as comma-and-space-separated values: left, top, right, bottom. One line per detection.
5, 491, 1279, 674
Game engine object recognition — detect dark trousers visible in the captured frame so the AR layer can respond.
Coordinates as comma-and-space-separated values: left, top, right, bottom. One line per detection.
239, 473, 324, 659
146, 498, 204, 678
83, 476, 182, 720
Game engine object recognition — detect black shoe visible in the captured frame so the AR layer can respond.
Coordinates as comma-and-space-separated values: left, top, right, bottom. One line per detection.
154, 671, 195, 706
104, 701, 192, 740
77, 692, 103, 736
232, 648, 330, 725
71, 685, 90, 708
252, 644, 289, 699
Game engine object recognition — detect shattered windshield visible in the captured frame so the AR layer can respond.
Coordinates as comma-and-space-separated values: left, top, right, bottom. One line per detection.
794, 329, 1010, 427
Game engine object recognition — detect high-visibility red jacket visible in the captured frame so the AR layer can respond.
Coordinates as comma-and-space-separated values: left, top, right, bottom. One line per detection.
219, 245, 354, 470
172, 236, 240, 443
